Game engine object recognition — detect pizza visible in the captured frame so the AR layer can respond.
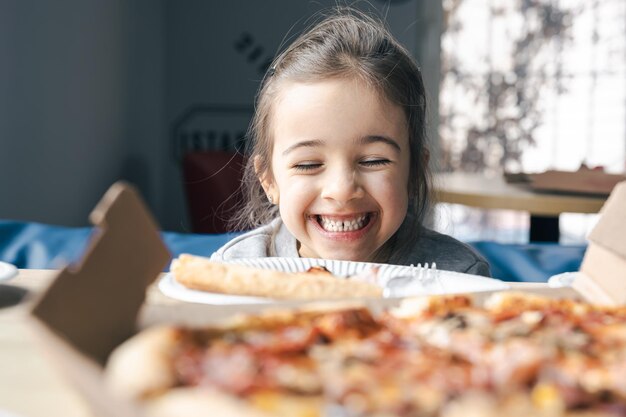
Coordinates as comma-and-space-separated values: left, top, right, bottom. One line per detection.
170, 254, 383, 299
104, 292, 626, 417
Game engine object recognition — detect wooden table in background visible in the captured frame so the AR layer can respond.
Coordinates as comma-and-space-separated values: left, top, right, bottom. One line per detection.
434, 172, 607, 242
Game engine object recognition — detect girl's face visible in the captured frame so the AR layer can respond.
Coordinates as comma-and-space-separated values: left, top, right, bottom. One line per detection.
261, 77, 410, 262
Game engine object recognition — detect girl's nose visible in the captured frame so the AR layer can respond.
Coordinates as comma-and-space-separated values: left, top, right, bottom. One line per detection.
320, 168, 365, 203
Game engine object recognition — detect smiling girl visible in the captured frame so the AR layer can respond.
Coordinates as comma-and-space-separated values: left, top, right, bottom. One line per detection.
211, 8, 490, 276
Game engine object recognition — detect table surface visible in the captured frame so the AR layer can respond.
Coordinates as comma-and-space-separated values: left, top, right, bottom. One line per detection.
0, 270, 182, 417
434, 172, 607, 216
0, 269, 555, 417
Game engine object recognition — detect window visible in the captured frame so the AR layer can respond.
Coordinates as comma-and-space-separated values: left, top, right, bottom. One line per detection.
436, 0, 626, 243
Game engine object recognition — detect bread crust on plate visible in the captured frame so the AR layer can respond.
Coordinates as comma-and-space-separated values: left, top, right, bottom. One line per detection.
170, 254, 382, 299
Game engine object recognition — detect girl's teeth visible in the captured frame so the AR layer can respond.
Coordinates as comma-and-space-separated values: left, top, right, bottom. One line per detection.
319, 215, 367, 232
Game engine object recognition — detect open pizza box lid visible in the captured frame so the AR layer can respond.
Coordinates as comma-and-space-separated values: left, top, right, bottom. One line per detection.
25, 181, 626, 417
29, 182, 171, 417
572, 180, 626, 306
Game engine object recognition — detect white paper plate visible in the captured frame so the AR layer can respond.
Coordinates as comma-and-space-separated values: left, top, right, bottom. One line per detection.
0, 261, 18, 283
159, 257, 509, 305
547, 271, 579, 288
158, 273, 272, 305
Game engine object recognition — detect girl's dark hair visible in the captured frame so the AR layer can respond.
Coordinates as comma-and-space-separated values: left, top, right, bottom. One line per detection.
231, 7, 432, 258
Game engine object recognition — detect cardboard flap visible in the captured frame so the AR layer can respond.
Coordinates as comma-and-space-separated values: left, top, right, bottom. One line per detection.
31, 181, 171, 365
572, 270, 620, 306
29, 318, 143, 417
587, 181, 626, 259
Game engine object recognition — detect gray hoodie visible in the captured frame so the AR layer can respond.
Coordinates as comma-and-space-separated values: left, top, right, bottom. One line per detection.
211, 217, 491, 277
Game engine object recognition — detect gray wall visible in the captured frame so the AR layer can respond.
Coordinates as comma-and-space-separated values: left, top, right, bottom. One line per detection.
0, 0, 438, 232
0, 0, 164, 226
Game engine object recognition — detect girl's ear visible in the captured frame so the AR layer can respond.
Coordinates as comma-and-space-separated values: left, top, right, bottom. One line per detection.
254, 156, 279, 204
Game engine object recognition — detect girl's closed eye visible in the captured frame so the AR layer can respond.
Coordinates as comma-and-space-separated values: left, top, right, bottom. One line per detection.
292, 162, 323, 172
360, 158, 392, 168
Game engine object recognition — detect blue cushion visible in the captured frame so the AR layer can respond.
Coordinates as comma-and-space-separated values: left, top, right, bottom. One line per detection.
1, 220, 586, 281
470, 241, 586, 282
0, 220, 93, 269
0, 220, 240, 270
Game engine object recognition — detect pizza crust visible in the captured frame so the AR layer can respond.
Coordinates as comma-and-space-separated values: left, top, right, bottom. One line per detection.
105, 326, 180, 400
145, 388, 615, 417
144, 387, 272, 417
170, 254, 382, 299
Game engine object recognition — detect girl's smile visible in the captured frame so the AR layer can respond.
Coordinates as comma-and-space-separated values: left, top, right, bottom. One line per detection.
309, 212, 376, 239
312, 213, 372, 233
260, 76, 411, 262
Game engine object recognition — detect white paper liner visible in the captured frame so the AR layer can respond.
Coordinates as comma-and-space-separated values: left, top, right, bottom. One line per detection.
0, 261, 18, 282
159, 257, 510, 305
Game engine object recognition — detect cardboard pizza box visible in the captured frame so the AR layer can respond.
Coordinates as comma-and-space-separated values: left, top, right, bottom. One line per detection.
27, 181, 626, 417
29, 182, 171, 417
573, 180, 626, 306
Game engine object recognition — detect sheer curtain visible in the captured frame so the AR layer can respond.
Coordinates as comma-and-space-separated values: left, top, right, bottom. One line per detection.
435, 0, 626, 243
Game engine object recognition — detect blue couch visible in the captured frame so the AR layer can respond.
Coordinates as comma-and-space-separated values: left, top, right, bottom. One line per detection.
0, 220, 237, 270
0, 220, 586, 282
469, 241, 585, 282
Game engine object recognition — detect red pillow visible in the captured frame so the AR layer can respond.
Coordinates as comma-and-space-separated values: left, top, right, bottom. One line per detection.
182, 151, 246, 234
